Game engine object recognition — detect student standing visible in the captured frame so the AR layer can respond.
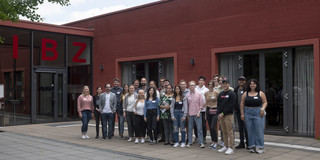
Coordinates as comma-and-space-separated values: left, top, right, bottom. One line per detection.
171, 85, 188, 148
133, 89, 147, 144
144, 87, 160, 144
111, 78, 123, 137
99, 83, 117, 140
186, 81, 205, 148
234, 76, 249, 149
195, 76, 209, 144
217, 78, 236, 155
77, 86, 94, 139
204, 80, 220, 149
93, 86, 103, 139
240, 79, 268, 154
123, 85, 137, 142
118, 84, 129, 139
160, 84, 174, 145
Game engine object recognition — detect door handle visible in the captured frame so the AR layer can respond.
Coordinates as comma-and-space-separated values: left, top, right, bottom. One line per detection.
284, 93, 288, 100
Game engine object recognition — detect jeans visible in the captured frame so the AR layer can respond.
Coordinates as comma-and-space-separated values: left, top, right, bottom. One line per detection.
244, 107, 265, 149
134, 114, 146, 137
173, 110, 186, 143
126, 111, 135, 138
81, 110, 92, 133
194, 112, 207, 140
101, 113, 113, 138
94, 109, 102, 136
206, 110, 218, 142
112, 112, 116, 136
235, 111, 248, 145
163, 119, 174, 143
146, 109, 158, 141
188, 115, 203, 144
220, 114, 234, 148
117, 113, 125, 136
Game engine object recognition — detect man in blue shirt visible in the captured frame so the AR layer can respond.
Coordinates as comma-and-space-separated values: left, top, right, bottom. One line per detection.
110, 78, 123, 137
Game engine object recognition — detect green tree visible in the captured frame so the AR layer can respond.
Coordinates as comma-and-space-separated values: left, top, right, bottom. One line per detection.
0, 0, 70, 43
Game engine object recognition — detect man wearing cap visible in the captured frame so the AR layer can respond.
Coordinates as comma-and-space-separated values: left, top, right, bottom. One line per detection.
234, 76, 248, 149
217, 78, 236, 155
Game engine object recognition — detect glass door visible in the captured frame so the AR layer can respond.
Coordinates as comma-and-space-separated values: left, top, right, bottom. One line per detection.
36, 72, 55, 121
34, 68, 66, 122
220, 49, 291, 135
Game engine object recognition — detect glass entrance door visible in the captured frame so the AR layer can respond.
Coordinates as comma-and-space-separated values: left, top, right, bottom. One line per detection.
36, 72, 55, 121
34, 68, 66, 122
220, 49, 290, 134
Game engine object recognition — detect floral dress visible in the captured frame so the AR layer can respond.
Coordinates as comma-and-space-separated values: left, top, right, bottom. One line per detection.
160, 95, 173, 119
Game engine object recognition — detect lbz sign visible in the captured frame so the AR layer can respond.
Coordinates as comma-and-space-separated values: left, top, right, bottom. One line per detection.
12, 35, 87, 63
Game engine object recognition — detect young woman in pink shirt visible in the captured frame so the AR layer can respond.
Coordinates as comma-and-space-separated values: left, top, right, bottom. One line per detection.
77, 86, 94, 139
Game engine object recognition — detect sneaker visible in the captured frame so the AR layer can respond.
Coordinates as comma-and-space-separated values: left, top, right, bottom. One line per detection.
212, 144, 218, 149
200, 143, 205, 148
249, 147, 257, 153
180, 143, 186, 148
81, 135, 86, 139
257, 148, 265, 154
173, 143, 179, 148
218, 141, 224, 147
193, 137, 198, 144
141, 138, 145, 144
127, 137, 133, 142
149, 140, 154, 145
85, 135, 90, 139
218, 146, 228, 153
153, 140, 157, 144
95, 135, 99, 139
135, 138, 139, 144
225, 148, 234, 155
209, 143, 214, 149
186, 143, 191, 148
236, 143, 245, 149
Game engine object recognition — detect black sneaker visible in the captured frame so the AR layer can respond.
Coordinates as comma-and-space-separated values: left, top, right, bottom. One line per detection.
236, 143, 245, 149
95, 135, 99, 139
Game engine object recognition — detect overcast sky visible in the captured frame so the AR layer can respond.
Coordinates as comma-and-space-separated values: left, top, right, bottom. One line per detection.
21, 0, 159, 25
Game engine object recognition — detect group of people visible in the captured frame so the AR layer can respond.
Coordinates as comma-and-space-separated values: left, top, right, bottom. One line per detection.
77, 75, 268, 155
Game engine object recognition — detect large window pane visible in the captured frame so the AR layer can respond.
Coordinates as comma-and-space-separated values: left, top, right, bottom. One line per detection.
293, 46, 314, 135
67, 36, 92, 119
0, 26, 31, 125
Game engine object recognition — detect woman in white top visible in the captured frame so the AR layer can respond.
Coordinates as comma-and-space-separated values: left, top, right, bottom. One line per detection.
123, 85, 137, 142
133, 89, 147, 143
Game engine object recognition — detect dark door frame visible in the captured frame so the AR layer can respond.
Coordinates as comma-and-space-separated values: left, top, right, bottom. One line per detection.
31, 66, 67, 123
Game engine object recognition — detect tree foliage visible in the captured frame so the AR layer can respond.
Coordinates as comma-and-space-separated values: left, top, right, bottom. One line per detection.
0, 0, 70, 22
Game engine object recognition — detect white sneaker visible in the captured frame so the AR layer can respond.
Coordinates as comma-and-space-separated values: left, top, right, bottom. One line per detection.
81, 135, 86, 139
200, 143, 205, 148
180, 143, 186, 148
128, 137, 133, 142
141, 138, 145, 144
186, 143, 191, 148
249, 147, 256, 153
173, 143, 179, 148
218, 146, 227, 153
225, 148, 234, 155
257, 148, 265, 154
85, 135, 90, 139
134, 138, 139, 144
